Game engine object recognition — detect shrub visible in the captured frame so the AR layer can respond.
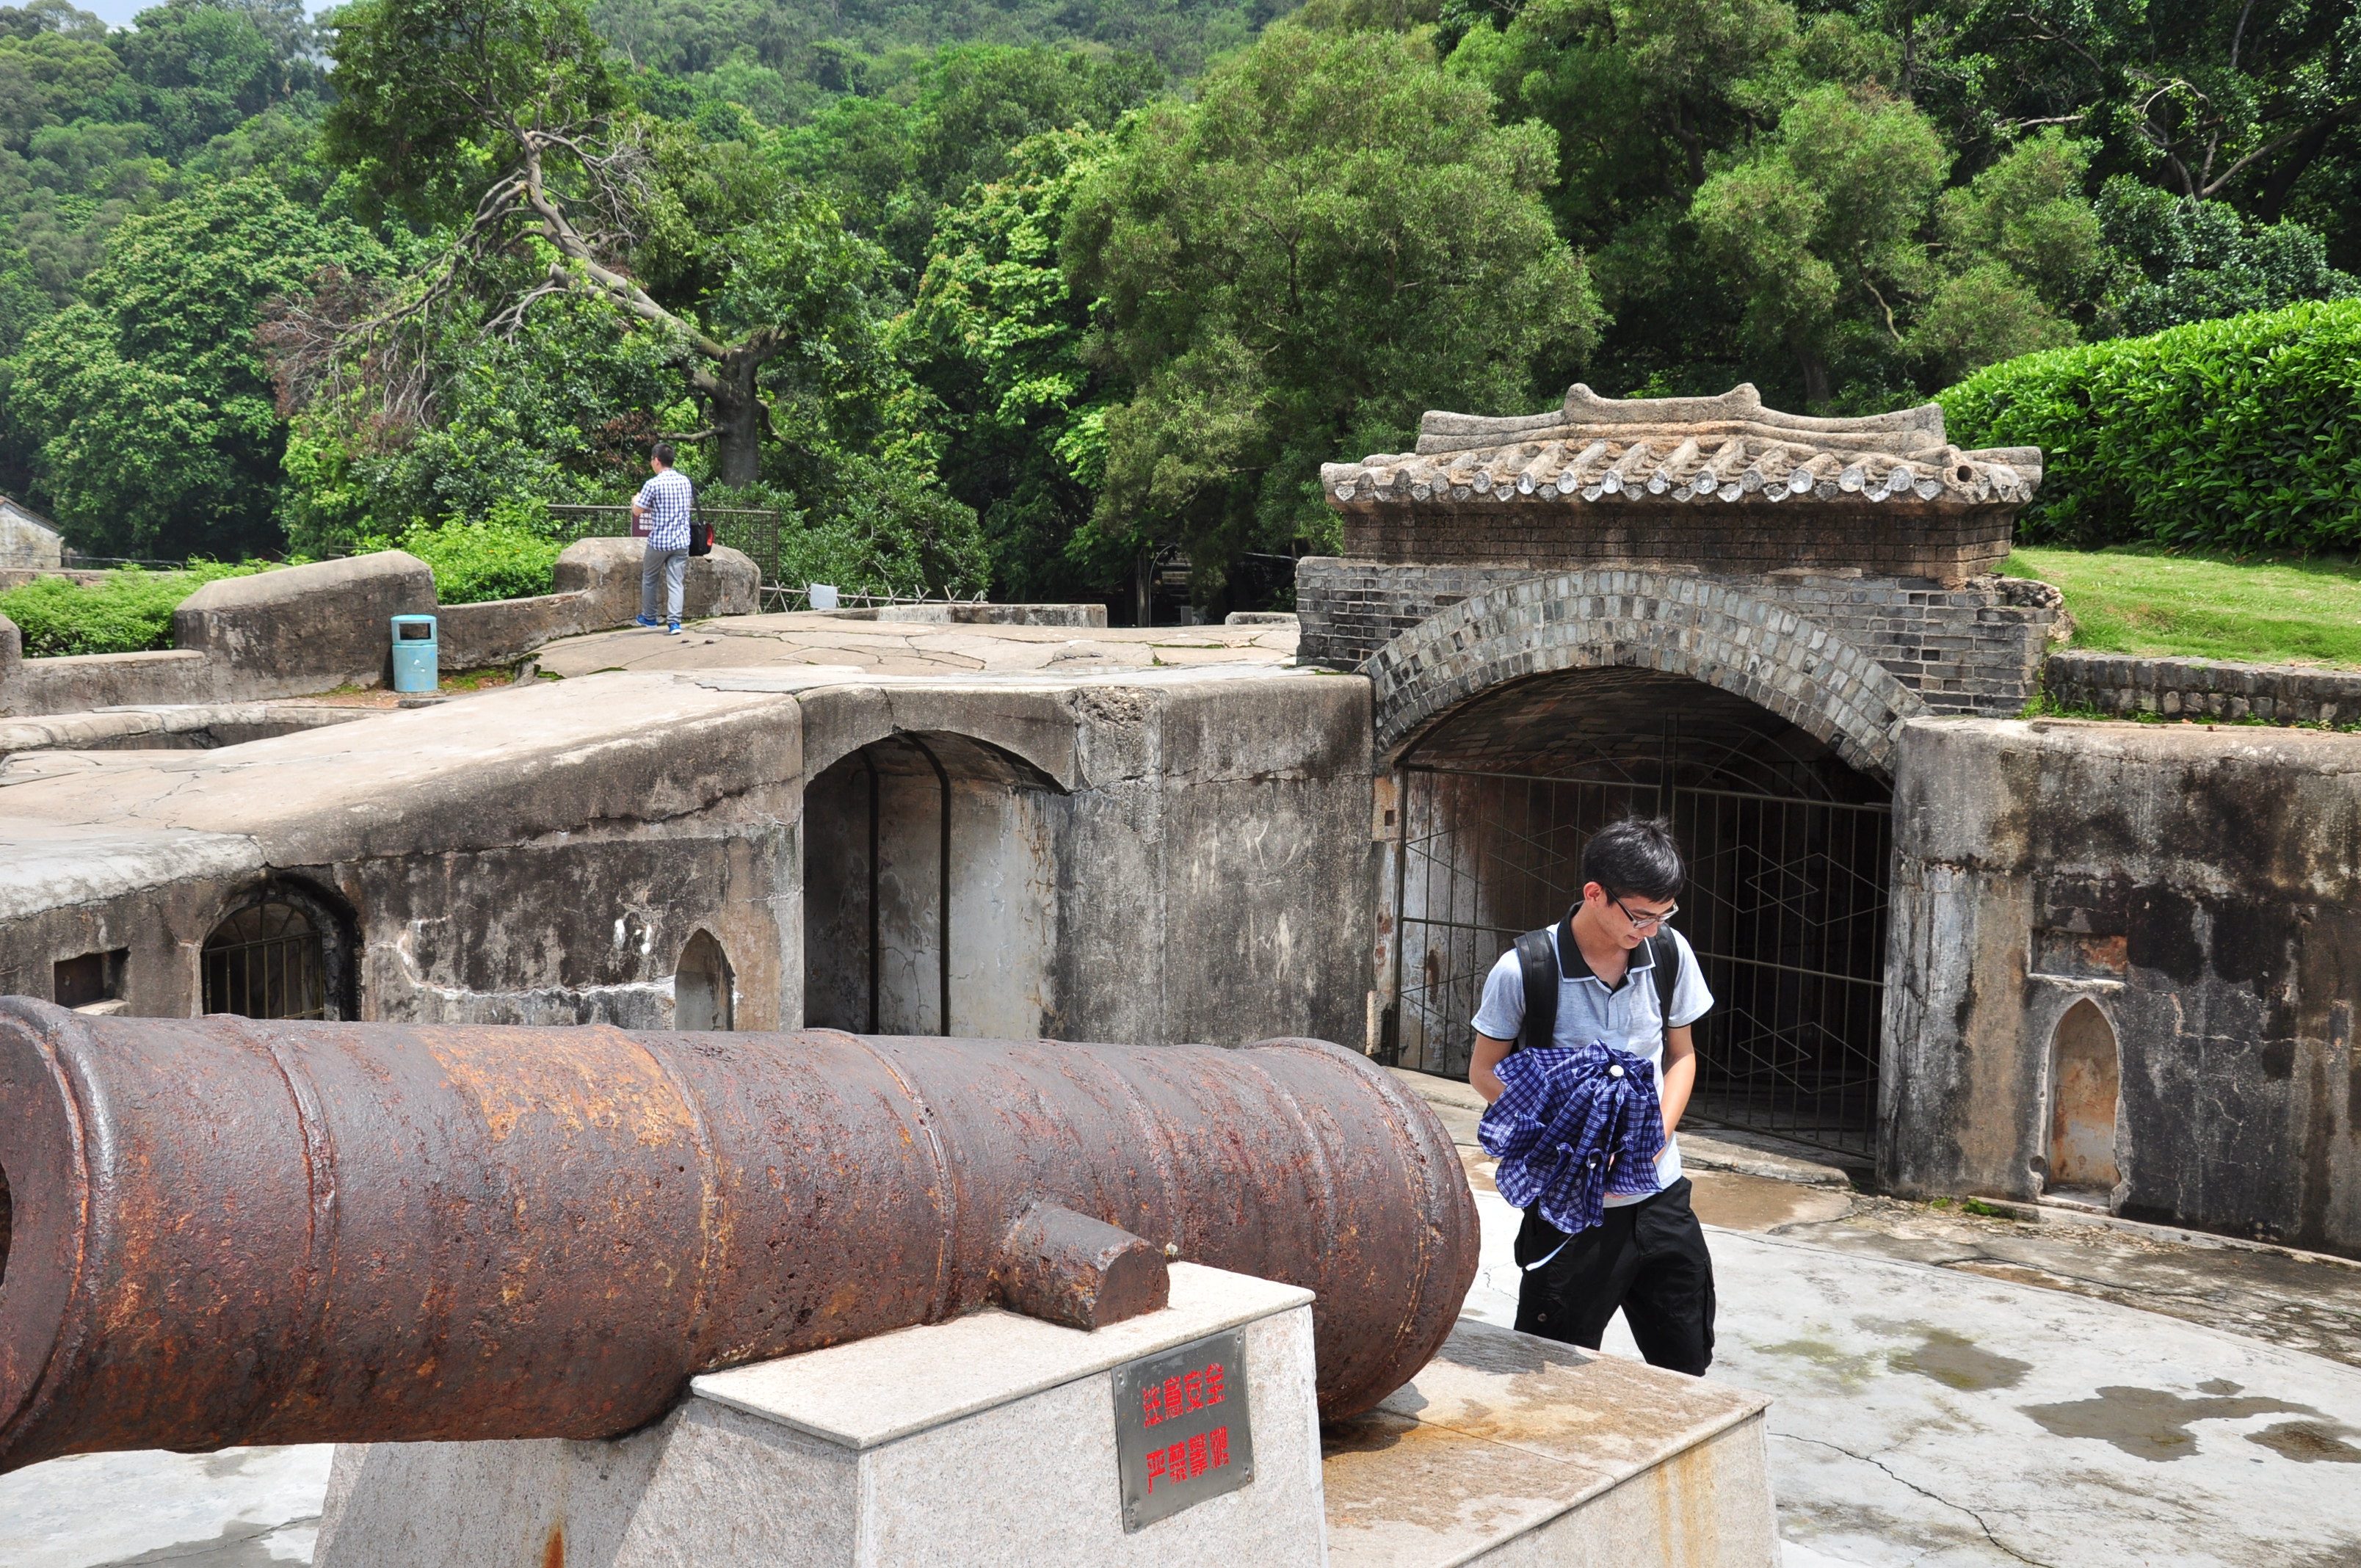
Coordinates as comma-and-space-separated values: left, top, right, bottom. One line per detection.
0, 562, 275, 656
384, 505, 566, 605
1937, 299, 2361, 554
716, 466, 990, 599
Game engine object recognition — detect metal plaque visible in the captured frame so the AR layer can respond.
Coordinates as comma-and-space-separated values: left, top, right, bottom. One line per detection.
1112, 1327, 1255, 1531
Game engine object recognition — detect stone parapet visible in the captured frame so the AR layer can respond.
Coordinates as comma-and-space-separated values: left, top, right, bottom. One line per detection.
0, 703, 371, 758
551, 537, 759, 626
2045, 650, 2361, 726
174, 551, 436, 692
1298, 558, 2056, 718
0, 542, 764, 716
435, 591, 605, 669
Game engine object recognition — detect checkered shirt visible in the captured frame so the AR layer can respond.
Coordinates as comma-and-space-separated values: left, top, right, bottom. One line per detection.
635, 468, 694, 550
1478, 1040, 1665, 1236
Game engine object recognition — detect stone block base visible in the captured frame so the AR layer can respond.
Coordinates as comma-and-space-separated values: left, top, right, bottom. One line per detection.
313, 1263, 1324, 1568
1323, 1318, 1777, 1567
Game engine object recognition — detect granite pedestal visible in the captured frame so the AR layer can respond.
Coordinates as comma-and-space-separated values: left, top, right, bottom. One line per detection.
312, 1263, 1324, 1568
1321, 1317, 1777, 1567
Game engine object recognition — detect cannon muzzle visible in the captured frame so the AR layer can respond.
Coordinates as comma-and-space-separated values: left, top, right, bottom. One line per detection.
0, 1002, 1474, 1472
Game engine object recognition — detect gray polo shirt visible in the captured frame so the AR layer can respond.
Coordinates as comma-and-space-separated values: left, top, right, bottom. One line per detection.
1471, 923, 1713, 1203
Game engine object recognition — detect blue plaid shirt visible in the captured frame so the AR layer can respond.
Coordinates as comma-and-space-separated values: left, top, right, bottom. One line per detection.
634, 468, 694, 550
1479, 1041, 1666, 1236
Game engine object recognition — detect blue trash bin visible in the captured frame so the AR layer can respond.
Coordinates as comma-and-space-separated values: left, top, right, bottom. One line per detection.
391, 614, 439, 694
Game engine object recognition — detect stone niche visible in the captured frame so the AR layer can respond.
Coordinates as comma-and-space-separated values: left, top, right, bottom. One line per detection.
1317, 382, 2041, 585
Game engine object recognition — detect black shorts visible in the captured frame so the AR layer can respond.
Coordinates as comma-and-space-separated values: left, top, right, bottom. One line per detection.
1512, 1176, 1716, 1376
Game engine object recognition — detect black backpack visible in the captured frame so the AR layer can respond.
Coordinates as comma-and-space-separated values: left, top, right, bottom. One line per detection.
1509, 921, 1680, 1056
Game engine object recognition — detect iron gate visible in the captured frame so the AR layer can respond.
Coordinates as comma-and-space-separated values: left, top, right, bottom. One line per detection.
1388, 725, 1891, 1158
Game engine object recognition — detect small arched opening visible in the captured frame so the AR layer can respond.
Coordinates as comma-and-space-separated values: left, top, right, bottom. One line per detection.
675, 930, 735, 1031
2046, 998, 2121, 1202
802, 732, 1065, 1037
200, 879, 357, 1020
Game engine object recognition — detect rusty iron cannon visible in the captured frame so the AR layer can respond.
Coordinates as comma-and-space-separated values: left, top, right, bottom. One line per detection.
0, 1001, 1475, 1474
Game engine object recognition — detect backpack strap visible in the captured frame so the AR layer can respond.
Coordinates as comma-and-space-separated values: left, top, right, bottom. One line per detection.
1511, 927, 1559, 1056
1648, 930, 1680, 1041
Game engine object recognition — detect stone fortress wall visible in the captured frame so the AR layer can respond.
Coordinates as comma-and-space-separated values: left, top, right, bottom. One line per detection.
0, 665, 1375, 1054
0, 540, 761, 717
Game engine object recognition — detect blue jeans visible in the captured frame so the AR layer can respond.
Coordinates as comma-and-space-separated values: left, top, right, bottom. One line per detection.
641, 543, 686, 620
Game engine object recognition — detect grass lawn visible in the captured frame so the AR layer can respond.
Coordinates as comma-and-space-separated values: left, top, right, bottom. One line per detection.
2001, 545, 2361, 669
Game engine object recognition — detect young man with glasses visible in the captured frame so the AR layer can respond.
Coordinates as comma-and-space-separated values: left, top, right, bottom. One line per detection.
1468, 815, 1719, 1374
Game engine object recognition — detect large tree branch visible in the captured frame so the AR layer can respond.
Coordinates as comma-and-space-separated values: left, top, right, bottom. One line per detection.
515, 138, 730, 358
2198, 105, 2361, 200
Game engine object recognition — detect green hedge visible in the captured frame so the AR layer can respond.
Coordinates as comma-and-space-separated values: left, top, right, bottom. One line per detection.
0, 562, 274, 656
1937, 299, 2361, 554
379, 509, 565, 605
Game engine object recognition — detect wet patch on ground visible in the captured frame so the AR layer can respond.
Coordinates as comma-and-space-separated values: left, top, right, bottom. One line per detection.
106, 1517, 318, 1566
1776, 1195, 2361, 1369
2246, 1420, 2361, 1464
1755, 1337, 1886, 1391
2019, 1384, 2313, 1461
1887, 1326, 2034, 1392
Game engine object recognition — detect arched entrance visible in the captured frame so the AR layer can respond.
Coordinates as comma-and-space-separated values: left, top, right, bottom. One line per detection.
802, 732, 1066, 1038
1371, 573, 1922, 1158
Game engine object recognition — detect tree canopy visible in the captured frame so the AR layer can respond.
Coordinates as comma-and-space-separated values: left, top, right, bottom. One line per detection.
0, 0, 2354, 596
1067, 26, 1598, 590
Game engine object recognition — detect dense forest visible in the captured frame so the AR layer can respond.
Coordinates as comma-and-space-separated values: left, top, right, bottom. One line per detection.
0, 0, 2353, 609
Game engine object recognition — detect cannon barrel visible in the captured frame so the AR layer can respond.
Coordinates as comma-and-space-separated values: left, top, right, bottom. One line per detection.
0, 1001, 1475, 1473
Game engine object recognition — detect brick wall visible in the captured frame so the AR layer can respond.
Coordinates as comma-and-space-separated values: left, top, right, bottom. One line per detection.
1338, 498, 2017, 585
2044, 651, 2361, 726
1298, 559, 2059, 718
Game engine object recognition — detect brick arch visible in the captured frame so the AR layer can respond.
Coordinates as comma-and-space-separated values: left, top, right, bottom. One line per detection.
1366, 569, 1926, 779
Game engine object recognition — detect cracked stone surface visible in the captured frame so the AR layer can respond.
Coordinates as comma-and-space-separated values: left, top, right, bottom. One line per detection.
532, 611, 1299, 680
1457, 1159, 2361, 1567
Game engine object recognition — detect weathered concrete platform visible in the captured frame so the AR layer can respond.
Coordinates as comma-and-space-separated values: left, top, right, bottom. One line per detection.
532, 611, 1298, 679
0, 659, 1375, 1047
1323, 1318, 1775, 1567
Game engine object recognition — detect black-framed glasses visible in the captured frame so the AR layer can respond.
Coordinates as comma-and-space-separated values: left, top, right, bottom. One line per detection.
1614, 896, 1678, 932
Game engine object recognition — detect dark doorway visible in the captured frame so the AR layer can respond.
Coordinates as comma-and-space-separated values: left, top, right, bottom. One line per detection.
802, 733, 1065, 1038
1385, 667, 1892, 1158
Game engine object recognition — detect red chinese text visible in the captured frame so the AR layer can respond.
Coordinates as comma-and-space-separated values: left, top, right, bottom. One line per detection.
1144, 1424, 1233, 1493
1140, 1360, 1228, 1428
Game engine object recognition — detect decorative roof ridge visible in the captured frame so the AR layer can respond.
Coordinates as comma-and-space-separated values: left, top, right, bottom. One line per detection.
1413, 383, 1948, 457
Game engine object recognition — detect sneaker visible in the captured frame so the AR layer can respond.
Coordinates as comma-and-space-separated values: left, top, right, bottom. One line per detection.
666, 620, 682, 636
634, 614, 659, 628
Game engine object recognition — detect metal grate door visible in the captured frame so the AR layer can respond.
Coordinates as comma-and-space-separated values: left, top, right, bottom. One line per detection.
202, 901, 328, 1020
1388, 727, 1891, 1158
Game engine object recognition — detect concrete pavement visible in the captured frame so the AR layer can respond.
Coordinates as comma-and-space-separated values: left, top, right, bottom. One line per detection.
1462, 1168, 2361, 1567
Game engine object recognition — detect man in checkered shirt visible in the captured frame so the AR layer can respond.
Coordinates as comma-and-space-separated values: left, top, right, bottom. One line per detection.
632, 442, 695, 634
